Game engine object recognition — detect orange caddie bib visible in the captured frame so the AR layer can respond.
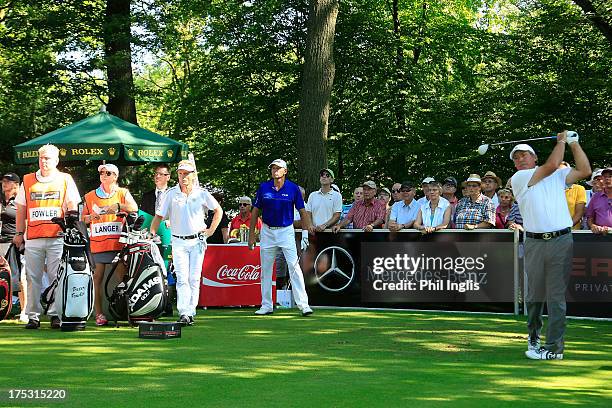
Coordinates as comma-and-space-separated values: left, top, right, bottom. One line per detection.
84, 188, 128, 253
23, 172, 69, 239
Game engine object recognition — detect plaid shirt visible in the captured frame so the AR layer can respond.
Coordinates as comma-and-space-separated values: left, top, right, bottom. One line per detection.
346, 198, 386, 229
454, 194, 495, 228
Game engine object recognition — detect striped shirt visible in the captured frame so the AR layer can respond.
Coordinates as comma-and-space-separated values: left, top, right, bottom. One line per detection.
507, 202, 523, 226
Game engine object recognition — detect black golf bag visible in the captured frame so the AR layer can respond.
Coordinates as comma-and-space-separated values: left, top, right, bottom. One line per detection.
41, 210, 95, 331
5, 243, 23, 291
0, 256, 12, 321
105, 213, 166, 325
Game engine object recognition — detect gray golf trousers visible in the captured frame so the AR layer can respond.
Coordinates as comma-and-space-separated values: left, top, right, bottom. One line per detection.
524, 233, 573, 353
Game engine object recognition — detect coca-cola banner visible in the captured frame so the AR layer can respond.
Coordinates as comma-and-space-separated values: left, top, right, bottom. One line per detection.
199, 244, 275, 307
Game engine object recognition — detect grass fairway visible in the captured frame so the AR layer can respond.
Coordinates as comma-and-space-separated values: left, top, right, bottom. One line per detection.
1, 309, 611, 407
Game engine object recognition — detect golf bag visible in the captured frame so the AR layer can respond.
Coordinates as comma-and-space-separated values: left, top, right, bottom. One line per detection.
5, 243, 23, 291
0, 256, 12, 321
105, 213, 166, 325
41, 210, 95, 331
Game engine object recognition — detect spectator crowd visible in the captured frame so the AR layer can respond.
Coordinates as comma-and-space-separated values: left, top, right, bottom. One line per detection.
1, 142, 610, 330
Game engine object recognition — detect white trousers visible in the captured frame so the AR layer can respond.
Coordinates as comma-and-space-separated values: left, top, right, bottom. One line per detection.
259, 225, 309, 311
24, 237, 63, 319
171, 237, 206, 317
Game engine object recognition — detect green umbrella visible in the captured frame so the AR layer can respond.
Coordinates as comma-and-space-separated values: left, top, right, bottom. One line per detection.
14, 110, 189, 164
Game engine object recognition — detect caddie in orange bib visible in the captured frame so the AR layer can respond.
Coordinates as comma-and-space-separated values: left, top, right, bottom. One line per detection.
13, 144, 81, 329
82, 163, 138, 326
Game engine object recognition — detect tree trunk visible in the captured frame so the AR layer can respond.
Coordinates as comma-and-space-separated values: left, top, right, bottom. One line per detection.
104, 0, 137, 124
573, 0, 612, 44
392, 0, 406, 136
296, 0, 339, 193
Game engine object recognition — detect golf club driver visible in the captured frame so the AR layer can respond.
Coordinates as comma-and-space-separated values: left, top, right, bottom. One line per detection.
477, 135, 559, 155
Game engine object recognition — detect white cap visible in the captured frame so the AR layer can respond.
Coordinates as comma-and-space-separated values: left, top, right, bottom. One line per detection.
465, 174, 481, 183
268, 159, 287, 169
421, 177, 436, 184
98, 163, 119, 175
509, 143, 536, 160
238, 196, 252, 204
177, 160, 196, 172
587, 169, 603, 186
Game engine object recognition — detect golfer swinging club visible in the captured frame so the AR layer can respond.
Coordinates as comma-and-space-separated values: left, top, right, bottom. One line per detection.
248, 159, 313, 316
510, 130, 590, 360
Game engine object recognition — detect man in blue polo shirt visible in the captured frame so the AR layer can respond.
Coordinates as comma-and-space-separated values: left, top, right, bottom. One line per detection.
248, 159, 313, 317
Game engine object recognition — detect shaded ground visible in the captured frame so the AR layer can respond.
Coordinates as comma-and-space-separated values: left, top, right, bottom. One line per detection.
1, 309, 611, 407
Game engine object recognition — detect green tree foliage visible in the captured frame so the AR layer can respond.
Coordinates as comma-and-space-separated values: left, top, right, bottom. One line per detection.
328, 0, 611, 193
135, 0, 309, 198
0, 1, 104, 176
1, 0, 610, 204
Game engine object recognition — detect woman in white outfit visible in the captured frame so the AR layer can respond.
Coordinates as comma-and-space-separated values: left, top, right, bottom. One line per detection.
414, 182, 451, 234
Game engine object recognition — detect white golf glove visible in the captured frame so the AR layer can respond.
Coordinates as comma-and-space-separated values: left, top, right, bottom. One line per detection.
300, 229, 309, 251
566, 131, 579, 145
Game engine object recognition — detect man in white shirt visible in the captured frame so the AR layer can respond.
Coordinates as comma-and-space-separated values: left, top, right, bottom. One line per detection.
13, 144, 81, 329
306, 168, 342, 234
510, 131, 590, 360
150, 160, 222, 326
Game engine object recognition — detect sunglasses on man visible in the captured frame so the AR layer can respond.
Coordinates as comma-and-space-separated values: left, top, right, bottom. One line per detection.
99, 171, 114, 176
239, 203, 250, 207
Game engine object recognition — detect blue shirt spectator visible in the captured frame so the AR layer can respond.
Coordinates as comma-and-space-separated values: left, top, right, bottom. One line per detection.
389, 199, 419, 225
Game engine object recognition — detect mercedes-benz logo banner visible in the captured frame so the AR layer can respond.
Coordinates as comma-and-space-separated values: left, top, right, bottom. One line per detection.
302, 231, 612, 316
361, 242, 512, 303
303, 231, 515, 311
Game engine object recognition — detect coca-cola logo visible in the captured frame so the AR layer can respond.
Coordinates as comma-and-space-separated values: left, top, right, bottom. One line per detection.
216, 264, 261, 282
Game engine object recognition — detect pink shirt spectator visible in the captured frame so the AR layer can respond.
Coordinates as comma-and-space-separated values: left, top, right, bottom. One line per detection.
585, 191, 612, 228
495, 205, 510, 229
345, 198, 386, 229
446, 195, 459, 228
